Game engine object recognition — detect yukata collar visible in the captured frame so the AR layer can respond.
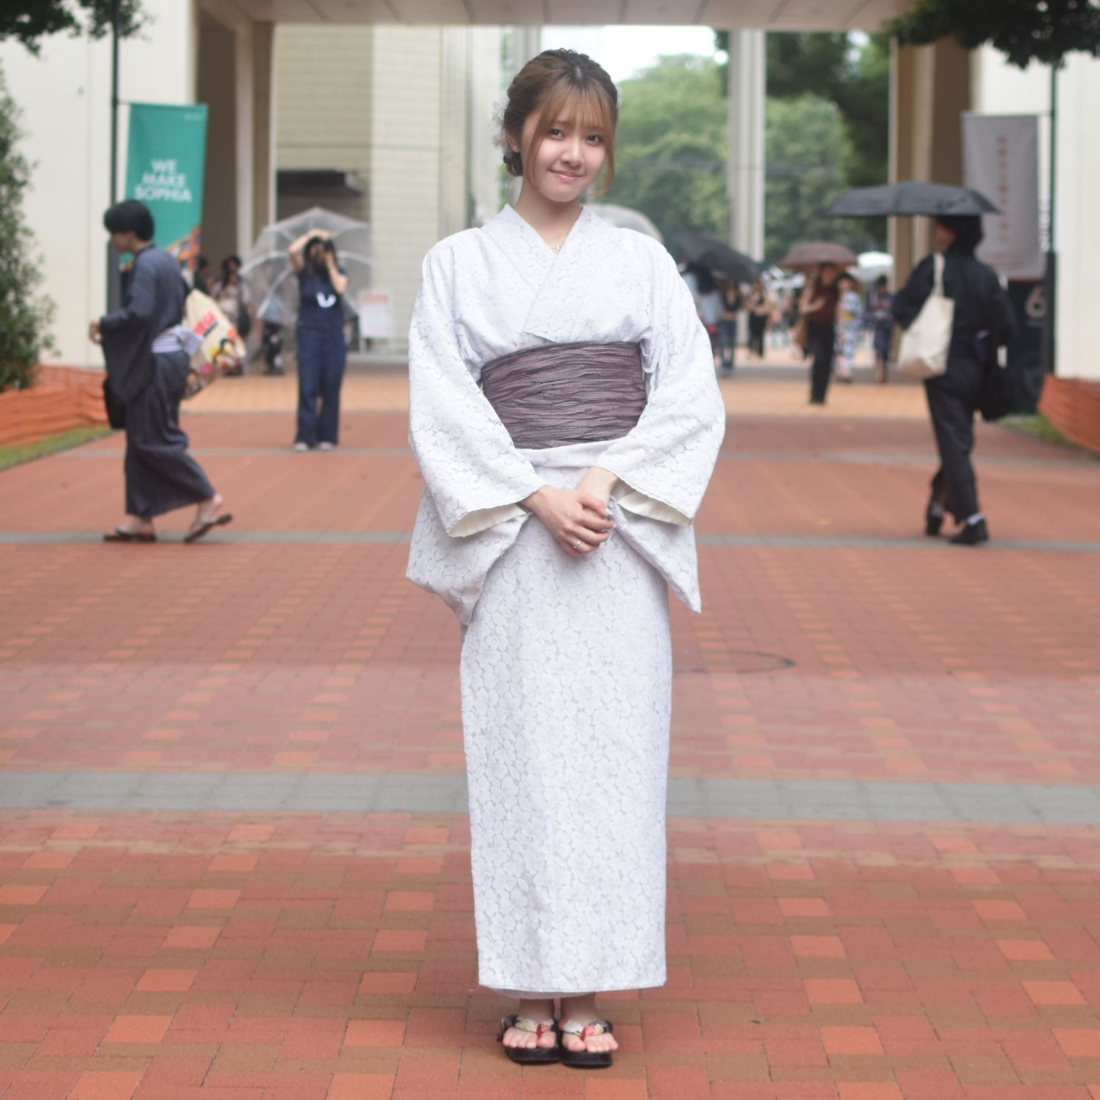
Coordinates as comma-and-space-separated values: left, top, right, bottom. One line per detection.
482, 205, 611, 342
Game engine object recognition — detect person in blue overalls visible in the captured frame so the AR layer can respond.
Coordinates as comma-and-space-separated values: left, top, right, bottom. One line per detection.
288, 228, 348, 451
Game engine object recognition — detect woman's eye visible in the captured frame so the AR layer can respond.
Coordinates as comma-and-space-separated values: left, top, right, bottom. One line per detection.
586, 134, 603, 145
549, 128, 564, 137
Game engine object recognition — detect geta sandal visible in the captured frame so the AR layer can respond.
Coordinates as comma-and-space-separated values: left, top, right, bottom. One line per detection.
558, 1018, 614, 1068
183, 512, 233, 544
497, 1015, 559, 1064
103, 527, 156, 543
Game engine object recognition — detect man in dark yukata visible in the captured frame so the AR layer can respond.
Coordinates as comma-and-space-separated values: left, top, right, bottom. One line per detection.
90, 200, 232, 544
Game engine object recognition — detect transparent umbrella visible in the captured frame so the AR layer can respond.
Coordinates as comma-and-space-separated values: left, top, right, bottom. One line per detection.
587, 203, 664, 242
241, 207, 372, 327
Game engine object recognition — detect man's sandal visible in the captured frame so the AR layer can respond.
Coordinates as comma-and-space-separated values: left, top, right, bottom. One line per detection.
496, 1015, 560, 1064
558, 1018, 614, 1069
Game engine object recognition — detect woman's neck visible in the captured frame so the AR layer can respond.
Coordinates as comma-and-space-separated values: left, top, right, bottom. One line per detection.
513, 185, 583, 251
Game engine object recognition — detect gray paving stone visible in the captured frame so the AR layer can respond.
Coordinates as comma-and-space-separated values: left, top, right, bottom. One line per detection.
3, 531, 1099, 552
3, 772, 1099, 824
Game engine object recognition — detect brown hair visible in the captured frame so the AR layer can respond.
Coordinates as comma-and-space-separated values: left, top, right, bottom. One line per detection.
502, 49, 618, 195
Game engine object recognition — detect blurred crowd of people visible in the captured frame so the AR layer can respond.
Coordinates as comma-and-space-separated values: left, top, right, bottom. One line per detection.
678, 260, 899, 393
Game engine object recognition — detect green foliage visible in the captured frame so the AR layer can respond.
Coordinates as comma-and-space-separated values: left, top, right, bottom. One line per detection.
603, 55, 728, 240
766, 33, 891, 189
764, 96, 871, 264
0, 0, 144, 54
0, 425, 110, 471
765, 32, 891, 257
0, 63, 54, 392
887, 0, 1100, 69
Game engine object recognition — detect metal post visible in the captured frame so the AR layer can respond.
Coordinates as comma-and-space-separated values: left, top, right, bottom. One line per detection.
1044, 62, 1058, 374
105, 0, 122, 313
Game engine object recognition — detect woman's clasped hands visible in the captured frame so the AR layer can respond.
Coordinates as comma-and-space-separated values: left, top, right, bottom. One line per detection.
523, 467, 618, 558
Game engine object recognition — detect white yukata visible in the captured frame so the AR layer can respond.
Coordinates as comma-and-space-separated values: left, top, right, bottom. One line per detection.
407, 205, 725, 996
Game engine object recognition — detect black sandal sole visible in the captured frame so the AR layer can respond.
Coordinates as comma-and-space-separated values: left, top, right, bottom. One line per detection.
503, 1047, 561, 1065
183, 513, 234, 544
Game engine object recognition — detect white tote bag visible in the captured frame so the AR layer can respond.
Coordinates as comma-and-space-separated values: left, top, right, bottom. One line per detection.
897, 252, 954, 380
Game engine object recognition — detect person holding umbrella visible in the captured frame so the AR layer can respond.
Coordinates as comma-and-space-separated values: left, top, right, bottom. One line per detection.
892, 215, 1016, 545
288, 228, 349, 451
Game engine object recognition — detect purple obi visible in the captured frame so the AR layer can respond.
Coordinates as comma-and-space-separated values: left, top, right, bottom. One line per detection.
480, 341, 646, 450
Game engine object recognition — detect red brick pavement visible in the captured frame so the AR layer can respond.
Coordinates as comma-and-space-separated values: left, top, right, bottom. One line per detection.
3, 813, 1100, 1098
2, 404, 1100, 1097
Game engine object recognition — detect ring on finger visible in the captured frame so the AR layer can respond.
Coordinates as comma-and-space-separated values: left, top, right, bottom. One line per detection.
572, 540, 583, 551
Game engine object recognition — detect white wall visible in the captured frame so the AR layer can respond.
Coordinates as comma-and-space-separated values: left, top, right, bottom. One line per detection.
973, 46, 1099, 380
0, 1, 196, 367
369, 27, 504, 350
1052, 53, 1100, 381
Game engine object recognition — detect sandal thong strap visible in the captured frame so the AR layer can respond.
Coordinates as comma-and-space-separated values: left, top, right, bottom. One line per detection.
497, 1015, 555, 1043
559, 1019, 614, 1040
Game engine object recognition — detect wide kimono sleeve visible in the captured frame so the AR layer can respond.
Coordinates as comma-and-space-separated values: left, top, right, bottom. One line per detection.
408, 244, 546, 537
99, 251, 161, 403
595, 246, 726, 526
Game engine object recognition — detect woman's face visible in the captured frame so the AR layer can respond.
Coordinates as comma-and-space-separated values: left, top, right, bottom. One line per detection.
515, 107, 607, 206
933, 221, 956, 251
818, 264, 838, 286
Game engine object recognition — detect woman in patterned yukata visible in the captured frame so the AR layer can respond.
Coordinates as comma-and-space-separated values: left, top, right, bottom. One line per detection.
406, 50, 725, 1068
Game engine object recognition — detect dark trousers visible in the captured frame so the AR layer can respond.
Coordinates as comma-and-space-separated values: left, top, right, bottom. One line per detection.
806, 321, 835, 403
296, 325, 346, 446
717, 319, 737, 374
925, 359, 983, 522
748, 314, 767, 357
124, 352, 214, 520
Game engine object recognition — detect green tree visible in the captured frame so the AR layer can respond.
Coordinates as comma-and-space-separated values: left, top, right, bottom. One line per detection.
766, 32, 891, 190
765, 32, 890, 252
886, 0, 1100, 68
0, 1, 144, 54
764, 95, 870, 264
0, 64, 54, 392
603, 55, 728, 240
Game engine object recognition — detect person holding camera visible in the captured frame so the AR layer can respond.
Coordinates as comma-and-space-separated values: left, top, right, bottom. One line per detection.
288, 228, 349, 451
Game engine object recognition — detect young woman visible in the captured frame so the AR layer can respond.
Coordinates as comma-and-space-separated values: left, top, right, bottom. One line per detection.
864, 275, 895, 384
406, 50, 724, 1068
288, 229, 348, 450
833, 272, 862, 383
210, 254, 251, 375
799, 262, 840, 404
746, 278, 771, 359
716, 277, 743, 375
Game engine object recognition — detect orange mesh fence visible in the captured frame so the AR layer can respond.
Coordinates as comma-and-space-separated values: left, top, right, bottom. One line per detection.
1039, 375, 1100, 457
0, 366, 109, 447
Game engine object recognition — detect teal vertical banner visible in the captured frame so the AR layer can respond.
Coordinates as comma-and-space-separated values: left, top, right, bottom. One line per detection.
125, 103, 208, 268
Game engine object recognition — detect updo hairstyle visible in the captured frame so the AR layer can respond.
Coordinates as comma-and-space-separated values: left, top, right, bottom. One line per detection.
502, 49, 618, 195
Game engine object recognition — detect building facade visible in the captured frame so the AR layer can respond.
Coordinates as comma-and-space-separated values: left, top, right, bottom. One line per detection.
0, 2, 503, 366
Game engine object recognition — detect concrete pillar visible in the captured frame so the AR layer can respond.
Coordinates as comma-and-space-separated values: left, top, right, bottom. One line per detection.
889, 37, 972, 284
726, 29, 765, 261
252, 22, 276, 240
196, 9, 239, 263
234, 19, 254, 256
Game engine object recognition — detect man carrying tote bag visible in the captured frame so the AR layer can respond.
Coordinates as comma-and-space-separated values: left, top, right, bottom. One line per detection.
892, 216, 1016, 546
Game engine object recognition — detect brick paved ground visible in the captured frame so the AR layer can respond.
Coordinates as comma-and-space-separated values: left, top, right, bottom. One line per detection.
2, 366, 1100, 1098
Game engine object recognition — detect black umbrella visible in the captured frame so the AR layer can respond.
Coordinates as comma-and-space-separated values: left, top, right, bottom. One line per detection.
670, 230, 759, 283
825, 181, 1000, 218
